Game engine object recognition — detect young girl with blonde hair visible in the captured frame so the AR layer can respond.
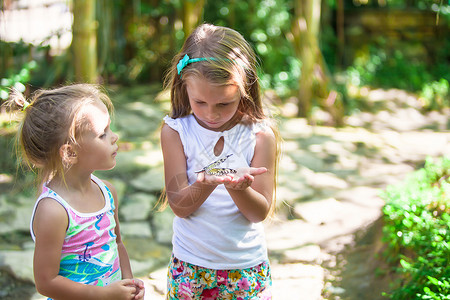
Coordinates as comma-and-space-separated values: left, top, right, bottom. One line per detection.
161, 23, 281, 299
6, 84, 144, 300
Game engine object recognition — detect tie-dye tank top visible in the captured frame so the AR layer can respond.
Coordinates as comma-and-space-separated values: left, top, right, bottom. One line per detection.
30, 174, 122, 287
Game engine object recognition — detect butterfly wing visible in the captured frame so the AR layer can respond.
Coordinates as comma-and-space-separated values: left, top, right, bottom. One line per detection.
206, 168, 237, 176
195, 154, 234, 173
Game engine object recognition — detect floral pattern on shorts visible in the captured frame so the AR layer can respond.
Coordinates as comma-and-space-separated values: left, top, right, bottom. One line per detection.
166, 254, 272, 300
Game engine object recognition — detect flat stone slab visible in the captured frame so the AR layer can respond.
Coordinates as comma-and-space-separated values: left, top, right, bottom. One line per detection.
272, 263, 324, 300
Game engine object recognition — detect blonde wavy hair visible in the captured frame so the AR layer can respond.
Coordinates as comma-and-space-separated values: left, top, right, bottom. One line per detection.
5, 84, 113, 187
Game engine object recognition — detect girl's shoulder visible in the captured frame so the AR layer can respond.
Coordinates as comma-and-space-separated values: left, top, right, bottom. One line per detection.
92, 174, 114, 194
163, 115, 178, 129
99, 178, 118, 207
100, 178, 115, 193
255, 125, 276, 149
241, 116, 274, 135
163, 114, 192, 129
161, 118, 183, 140
36, 184, 71, 212
162, 115, 199, 141
245, 117, 277, 149
31, 196, 69, 241
34, 196, 68, 218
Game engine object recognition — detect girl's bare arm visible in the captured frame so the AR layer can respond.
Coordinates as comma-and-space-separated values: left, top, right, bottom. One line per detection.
161, 124, 222, 218
32, 198, 138, 300
104, 180, 133, 279
225, 129, 276, 223
105, 180, 145, 300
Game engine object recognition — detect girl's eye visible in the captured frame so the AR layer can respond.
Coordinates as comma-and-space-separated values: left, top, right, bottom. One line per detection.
218, 103, 229, 107
100, 125, 112, 139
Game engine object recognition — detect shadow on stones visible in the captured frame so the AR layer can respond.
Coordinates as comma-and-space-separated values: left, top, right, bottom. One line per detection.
323, 218, 399, 300
0, 269, 35, 300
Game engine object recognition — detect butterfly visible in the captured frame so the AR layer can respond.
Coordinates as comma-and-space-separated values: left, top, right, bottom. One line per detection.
195, 154, 237, 176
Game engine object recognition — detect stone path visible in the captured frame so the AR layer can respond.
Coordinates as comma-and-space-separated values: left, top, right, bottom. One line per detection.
140, 192, 385, 299
2, 87, 448, 300
137, 89, 450, 299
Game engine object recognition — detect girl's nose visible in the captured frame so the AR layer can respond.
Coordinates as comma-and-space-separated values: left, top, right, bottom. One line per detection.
206, 106, 219, 120
111, 132, 119, 144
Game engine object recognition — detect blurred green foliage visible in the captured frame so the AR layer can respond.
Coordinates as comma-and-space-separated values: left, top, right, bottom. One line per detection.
204, 0, 300, 98
0, 60, 36, 100
419, 79, 449, 110
344, 34, 450, 110
1, 0, 449, 112
381, 157, 450, 299
0, 40, 39, 101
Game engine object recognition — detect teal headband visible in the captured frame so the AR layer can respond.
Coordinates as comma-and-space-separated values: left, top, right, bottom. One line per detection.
22, 100, 31, 111
177, 54, 218, 75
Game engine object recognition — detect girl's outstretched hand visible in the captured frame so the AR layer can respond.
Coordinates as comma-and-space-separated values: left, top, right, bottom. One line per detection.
196, 171, 234, 185
196, 166, 267, 190
224, 167, 267, 190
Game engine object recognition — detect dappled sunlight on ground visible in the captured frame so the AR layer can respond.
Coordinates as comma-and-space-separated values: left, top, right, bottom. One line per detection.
0, 85, 448, 299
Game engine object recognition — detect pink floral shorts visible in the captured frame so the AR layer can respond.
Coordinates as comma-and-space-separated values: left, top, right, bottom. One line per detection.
166, 254, 272, 300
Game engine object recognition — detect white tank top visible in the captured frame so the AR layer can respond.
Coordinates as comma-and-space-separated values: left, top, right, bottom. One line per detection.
164, 114, 268, 269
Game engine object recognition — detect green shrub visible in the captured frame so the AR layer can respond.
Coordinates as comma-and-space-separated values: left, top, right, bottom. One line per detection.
345, 42, 450, 111
0, 60, 37, 101
419, 79, 450, 111
380, 156, 450, 299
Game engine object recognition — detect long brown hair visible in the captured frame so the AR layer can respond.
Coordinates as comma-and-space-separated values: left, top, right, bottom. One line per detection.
164, 23, 265, 122
162, 24, 282, 217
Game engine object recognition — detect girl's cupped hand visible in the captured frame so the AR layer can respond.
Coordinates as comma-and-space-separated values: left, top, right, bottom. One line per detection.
196, 167, 267, 190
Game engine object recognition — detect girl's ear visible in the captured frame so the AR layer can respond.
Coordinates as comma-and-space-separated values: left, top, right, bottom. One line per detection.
60, 143, 78, 168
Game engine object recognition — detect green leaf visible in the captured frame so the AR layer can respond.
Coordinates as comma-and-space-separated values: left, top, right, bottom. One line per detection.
400, 258, 412, 269
427, 276, 440, 286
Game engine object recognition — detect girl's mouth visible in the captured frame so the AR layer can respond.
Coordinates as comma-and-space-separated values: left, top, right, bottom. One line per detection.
205, 120, 220, 126
112, 146, 119, 157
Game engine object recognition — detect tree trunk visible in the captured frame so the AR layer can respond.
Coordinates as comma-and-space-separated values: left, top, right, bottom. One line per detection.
291, 0, 320, 119
336, 0, 345, 66
72, 0, 98, 83
96, 0, 113, 79
291, 0, 344, 125
181, 0, 205, 38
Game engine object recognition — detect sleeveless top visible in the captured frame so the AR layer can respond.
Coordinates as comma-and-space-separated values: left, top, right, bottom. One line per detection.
30, 174, 122, 287
164, 114, 269, 269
